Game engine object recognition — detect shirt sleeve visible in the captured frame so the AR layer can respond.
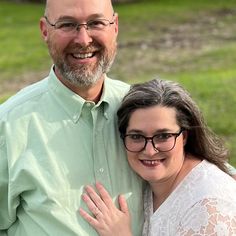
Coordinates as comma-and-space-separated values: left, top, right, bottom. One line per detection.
0, 231, 7, 236
176, 198, 236, 235
0, 123, 19, 231
226, 162, 236, 176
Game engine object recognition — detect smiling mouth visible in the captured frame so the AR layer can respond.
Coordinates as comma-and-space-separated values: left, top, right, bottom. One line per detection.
141, 159, 165, 167
71, 52, 96, 59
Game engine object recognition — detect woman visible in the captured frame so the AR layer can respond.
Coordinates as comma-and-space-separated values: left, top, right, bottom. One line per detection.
79, 79, 236, 236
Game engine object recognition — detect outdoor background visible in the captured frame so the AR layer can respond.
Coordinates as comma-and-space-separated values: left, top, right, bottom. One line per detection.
0, 0, 236, 166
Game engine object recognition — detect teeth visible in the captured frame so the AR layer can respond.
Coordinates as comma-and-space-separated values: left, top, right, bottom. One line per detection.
143, 160, 160, 165
72, 53, 93, 59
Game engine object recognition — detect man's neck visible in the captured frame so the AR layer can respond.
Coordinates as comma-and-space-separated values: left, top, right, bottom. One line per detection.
59, 77, 104, 103
55, 68, 105, 103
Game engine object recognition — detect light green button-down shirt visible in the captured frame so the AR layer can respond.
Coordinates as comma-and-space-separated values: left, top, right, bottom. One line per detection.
0, 68, 144, 236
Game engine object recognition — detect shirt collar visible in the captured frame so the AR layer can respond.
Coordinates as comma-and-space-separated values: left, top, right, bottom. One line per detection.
48, 67, 110, 123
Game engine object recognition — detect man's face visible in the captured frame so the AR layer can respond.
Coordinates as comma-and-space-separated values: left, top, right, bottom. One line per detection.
40, 0, 118, 87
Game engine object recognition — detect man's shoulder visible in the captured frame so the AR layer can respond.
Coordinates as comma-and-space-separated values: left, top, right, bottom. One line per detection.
0, 78, 49, 119
106, 77, 130, 89
105, 77, 130, 96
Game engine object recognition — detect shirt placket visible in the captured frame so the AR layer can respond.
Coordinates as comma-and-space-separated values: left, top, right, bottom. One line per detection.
91, 103, 112, 192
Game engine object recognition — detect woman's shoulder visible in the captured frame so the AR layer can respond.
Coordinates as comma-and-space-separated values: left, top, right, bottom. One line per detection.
184, 160, 236, 201
175, 161, 236, 235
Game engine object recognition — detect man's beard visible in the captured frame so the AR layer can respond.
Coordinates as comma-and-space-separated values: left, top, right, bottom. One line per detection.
48, 41, 117, 87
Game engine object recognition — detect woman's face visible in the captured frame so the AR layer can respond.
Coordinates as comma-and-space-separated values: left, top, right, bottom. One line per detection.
125, 105, 187, 185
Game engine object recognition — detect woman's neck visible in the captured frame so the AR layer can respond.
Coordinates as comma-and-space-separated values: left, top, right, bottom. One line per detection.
150, 156, 201, 211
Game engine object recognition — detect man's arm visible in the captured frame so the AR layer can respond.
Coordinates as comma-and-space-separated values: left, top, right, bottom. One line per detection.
226, 163, 236, 180
0, 127, 18, 233
0, 231, 7, 236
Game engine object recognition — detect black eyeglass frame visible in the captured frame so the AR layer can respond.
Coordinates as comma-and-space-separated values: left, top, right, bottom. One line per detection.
122, 129, 183, 153
44, 15, 115, 32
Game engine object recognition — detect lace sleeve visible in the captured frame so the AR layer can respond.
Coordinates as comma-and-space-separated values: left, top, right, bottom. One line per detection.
176, 198, 236, 235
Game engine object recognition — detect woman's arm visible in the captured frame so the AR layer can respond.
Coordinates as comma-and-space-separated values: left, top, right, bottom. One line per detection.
176, 198, 236, 235
79, 182, 133, 236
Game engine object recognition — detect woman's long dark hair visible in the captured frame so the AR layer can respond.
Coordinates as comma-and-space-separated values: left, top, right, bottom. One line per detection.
117, 79, 229, 173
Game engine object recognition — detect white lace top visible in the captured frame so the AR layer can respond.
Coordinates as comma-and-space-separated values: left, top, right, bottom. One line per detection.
142, 160, 236, 236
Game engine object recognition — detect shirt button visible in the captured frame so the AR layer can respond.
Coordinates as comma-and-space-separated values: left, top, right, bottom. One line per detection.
86, 103, 91, 107
99, 168, 104, 173
104, 112, 108, 119
0, 136, 4, 147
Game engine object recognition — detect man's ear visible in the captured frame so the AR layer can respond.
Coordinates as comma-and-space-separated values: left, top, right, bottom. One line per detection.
40, 17, 49, 42
113, 12, 119, 35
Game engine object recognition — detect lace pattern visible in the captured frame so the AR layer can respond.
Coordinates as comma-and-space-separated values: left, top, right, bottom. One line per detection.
142, 160, 236, 236
177, 198, 236, 235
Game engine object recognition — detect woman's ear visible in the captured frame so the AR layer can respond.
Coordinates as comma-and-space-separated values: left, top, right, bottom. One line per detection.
182, 130, 188, 146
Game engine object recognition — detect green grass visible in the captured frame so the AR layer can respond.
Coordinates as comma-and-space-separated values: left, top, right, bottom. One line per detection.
1, 0, 236, 166
0, 1, 50, 80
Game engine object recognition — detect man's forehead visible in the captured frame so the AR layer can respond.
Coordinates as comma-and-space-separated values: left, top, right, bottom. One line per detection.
45, 0, 113, 17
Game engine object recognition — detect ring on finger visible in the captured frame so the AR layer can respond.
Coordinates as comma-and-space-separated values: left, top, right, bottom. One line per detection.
93, 207, 100, 217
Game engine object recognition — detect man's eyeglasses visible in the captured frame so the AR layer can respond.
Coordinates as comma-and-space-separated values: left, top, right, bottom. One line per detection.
122, 129, 183, 153
44, 15, 115, 34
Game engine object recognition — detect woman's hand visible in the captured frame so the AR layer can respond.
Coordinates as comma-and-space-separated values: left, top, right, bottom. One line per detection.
79, 182, 132, 236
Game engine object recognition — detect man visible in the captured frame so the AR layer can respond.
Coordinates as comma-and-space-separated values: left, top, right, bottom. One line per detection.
0, 0, 143, 235
1, 1, 236, 235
